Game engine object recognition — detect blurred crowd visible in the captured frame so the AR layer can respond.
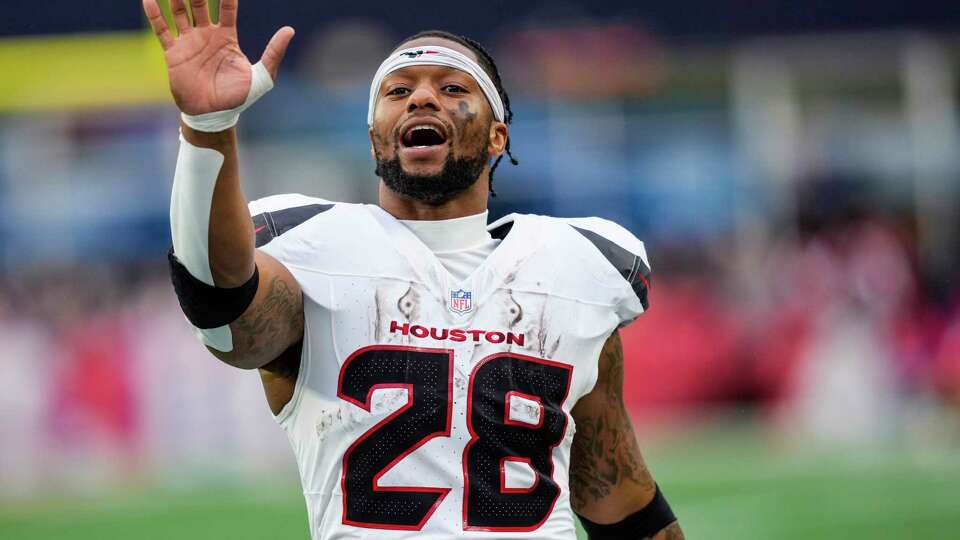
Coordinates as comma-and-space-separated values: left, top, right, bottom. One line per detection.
0, 262, 293, 496
623, 185, 960, 435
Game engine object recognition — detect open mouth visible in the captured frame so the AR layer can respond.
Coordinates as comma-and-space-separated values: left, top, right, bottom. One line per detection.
401, 123, 448, 148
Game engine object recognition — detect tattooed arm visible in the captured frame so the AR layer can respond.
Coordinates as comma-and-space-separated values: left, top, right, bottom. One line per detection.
207, 249, 304, 371
172, 125, 304, 373
569, 331, 684, 539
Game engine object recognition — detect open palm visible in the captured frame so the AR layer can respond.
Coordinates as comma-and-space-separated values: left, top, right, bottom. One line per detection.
143, 0, 294, 115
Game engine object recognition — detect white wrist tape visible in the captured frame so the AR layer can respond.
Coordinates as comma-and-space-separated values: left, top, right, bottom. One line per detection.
170, 134, 234, 352
181, 61, 274, 132
367, 45, 505, 126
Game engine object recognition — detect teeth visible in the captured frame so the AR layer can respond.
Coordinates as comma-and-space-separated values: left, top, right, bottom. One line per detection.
403, 123, 444, 148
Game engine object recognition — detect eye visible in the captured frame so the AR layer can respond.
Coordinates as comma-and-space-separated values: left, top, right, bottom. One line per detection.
443, 84, 467, 94
386, 87, 410, 97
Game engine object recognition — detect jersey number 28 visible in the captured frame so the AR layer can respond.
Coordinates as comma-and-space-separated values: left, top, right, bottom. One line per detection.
337, 345, 573, 532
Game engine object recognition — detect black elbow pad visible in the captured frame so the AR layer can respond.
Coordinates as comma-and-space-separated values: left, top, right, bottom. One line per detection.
167, 248, 259, 329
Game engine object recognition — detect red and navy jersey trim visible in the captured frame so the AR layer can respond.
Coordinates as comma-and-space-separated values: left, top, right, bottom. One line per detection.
253, 203, 334, 248
570, 225, 651, 310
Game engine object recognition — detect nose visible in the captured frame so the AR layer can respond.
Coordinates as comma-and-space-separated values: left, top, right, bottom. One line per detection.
406, 84, 441, 114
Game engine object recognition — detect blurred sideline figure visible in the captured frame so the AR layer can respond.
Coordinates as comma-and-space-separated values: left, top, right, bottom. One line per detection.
144, 0, 683, 539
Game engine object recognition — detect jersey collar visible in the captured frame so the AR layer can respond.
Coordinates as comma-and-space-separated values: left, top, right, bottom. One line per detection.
365, 206, 543, 318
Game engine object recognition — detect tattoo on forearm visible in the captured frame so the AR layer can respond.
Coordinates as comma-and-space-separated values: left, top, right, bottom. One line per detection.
569, 332, 655, 510
231, 275, 303, 361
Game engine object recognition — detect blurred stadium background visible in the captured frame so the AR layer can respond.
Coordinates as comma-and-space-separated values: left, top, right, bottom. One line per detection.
2, 1, 960, 538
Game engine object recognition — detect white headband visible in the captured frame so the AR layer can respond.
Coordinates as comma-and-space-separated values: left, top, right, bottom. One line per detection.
367, 45, 505, 126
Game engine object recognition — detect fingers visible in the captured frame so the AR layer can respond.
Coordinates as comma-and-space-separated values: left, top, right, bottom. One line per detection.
143, 0, 174, 50
169, 0, 191, 35
220, 0, 238, 28
260, 26, 295, 80
189, 0, 210, 27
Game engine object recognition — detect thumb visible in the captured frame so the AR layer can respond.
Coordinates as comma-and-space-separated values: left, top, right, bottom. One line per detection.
260, 26, 295, 81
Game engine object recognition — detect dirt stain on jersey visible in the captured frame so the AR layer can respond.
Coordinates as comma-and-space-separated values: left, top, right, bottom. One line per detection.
548, 334, 562, 357
510, 398, 543, 425
315, 407, 344, 443
384, 390, 407, 409
454, 373, 468, 393
535, 304, 562, 358
536, 327, 548, 357
373, 289, 383, 342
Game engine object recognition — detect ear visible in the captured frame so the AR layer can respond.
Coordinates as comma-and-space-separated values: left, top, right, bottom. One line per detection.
487, 121, 508, 158
368, 126, 377, 161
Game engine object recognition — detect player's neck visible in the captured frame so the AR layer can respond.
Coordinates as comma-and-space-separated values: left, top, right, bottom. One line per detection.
399, 210, 492, 253
377, 171, 490, 221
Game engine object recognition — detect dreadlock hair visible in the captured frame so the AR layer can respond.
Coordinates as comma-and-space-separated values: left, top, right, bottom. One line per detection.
396, 30, 519, 197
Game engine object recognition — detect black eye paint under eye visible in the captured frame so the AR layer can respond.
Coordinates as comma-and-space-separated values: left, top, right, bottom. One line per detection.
457, 101, 474, 118
446, 101, 479, 134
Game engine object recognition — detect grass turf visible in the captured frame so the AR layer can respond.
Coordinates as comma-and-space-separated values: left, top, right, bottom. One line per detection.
2, 426, 958, 539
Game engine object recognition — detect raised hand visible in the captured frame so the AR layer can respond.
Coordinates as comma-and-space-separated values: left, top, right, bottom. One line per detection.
143, 0, 294, 115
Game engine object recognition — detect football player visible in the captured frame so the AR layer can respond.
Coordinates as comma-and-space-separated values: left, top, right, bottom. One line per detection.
146, 0, 684, 538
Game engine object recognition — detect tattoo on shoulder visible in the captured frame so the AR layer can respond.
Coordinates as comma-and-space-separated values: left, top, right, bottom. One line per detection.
569, 332, 655, 510
231, 274, 303, 361
602, 332, 625, 397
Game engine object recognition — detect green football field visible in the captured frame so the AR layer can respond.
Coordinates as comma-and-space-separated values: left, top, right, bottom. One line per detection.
2, 424, 958, 539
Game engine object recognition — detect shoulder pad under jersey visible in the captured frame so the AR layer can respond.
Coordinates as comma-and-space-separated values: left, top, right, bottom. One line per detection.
248, 194, 336, 248
563, 217, 652, 311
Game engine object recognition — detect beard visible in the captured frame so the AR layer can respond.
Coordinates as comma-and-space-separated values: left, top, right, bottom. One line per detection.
375, 145, 488, 206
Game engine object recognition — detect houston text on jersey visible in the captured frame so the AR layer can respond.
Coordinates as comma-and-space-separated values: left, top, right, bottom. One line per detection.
389, 320, 525, 346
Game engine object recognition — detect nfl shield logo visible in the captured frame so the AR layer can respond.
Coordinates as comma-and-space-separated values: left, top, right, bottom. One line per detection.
450, 289, 473, 314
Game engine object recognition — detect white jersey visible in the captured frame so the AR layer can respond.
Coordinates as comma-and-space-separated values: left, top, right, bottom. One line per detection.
247, 194, 651, 540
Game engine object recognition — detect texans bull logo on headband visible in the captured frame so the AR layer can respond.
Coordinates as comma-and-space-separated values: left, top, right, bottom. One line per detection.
400, 50, 439, 58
